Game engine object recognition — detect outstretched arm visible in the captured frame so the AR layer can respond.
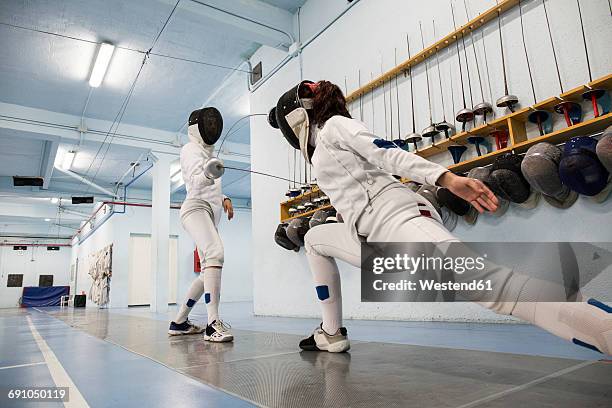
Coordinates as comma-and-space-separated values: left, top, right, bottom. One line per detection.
338, 127, 498, 213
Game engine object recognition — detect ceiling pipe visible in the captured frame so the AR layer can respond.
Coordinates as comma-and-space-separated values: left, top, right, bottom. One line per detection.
59, 207, 91, 218
188, 0, 295, 46
54, 166, 118, 198
114, 151, 150, 195
0, 114, 179, 150
250, 0, 363, 93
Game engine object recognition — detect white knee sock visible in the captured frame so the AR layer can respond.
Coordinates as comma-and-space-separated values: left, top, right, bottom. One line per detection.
174, 277, 205, 324
307, 253, 343, 334
202, 267, 222, 324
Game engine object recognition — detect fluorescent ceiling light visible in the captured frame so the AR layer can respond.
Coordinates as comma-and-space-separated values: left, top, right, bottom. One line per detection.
50, 197, 59, 204
89, 43, 115, 88
61, 151, 76, 170
44, 218, 51, 222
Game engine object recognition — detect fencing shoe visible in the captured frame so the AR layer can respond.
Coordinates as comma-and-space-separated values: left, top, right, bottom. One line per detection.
168, 320, 205, 336
204, 320, 234, 342
299, 324, 350, 353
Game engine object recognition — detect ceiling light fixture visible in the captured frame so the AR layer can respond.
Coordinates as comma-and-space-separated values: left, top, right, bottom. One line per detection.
50, 197, 59, 204
61, 151, 76, 171
89, 43, 115, 88
44, 218, 51, 222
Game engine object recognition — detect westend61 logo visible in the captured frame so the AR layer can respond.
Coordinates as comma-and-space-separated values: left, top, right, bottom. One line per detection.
360, 242, 612, 303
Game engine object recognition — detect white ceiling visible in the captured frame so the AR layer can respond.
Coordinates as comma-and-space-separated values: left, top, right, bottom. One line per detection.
0, 0, 304, 236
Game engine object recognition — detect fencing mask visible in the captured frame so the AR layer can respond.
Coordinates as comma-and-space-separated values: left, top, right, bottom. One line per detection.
188, 107, 223, 146
274, 80, 318, 163
521, 142, 578, 209
559, 136, 610, 199
596, 126, 612, 173
274, 223, 298, 252
286, 218, 310, 248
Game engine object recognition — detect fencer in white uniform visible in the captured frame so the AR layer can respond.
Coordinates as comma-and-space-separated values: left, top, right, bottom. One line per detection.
168, 107, 234, 342
272, 80, 612, 354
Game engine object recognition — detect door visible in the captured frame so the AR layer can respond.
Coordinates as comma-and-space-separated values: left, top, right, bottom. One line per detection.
128, 234, 178, 306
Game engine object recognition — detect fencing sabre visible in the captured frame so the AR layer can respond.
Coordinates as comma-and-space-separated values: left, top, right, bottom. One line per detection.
392, 48, 406, 148
451, 1, 475, 131
543, 0, 583, 127
420, 21, 441, 147
433, 20, 456, 139
405, 33, 423, 151
381, 56, 389, 140
576, 0, 607, 118
495, 1, 519, 112
520, 0, 551, 136
464, 0, 493, 124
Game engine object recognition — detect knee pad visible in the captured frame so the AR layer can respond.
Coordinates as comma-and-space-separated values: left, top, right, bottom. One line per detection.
315, 283, 340, 304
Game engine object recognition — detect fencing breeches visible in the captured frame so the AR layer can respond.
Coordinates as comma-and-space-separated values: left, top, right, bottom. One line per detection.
174, 199, 223, 324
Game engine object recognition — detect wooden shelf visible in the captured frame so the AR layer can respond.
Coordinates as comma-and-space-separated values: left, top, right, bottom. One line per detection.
281, 204, 333, 223
345, 0, 520, 103
448, 112, 612, 173
280, 186, 321, 205
590, 73, 612, 90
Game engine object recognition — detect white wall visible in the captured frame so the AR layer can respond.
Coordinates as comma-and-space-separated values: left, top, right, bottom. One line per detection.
0, 239, 71, 308
72, 204, 253, 308
249, 0, 612, 322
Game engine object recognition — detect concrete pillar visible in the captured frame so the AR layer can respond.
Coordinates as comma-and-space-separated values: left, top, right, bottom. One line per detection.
150, 153, 174, 313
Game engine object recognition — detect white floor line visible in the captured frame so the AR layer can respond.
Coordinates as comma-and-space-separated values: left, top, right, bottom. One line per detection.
455, 360, 595, 408
0, 361, 46, 370
26, 316, 90, 408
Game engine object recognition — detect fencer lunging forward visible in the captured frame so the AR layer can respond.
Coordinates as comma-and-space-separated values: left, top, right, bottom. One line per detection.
272, 81, 611, 354
168, 107, 234, 342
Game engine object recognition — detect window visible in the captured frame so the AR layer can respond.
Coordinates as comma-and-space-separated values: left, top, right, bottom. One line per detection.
7, 274, 23, 287
39, 275, 54, 287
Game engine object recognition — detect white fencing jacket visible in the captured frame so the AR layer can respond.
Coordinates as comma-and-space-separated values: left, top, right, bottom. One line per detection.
311, 115, 449, 238
180, 127, 228, 226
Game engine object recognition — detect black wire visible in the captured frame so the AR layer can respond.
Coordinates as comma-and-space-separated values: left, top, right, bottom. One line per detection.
0, 20, 252, 74
224, 166, 295, 184
149, 0, 181, 51
85, 0, 181, 187
87, 54, 148, 188
215, 113, 268, 156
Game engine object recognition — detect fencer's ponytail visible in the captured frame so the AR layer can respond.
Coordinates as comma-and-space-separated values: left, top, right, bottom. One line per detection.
312, 81, 351, 127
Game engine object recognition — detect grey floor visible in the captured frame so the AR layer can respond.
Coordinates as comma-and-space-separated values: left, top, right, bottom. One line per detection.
2, 302, 611, 408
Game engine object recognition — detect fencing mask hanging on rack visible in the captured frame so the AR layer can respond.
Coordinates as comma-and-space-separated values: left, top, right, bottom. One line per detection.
272, 80, 318, 164
188, 107, 224, 145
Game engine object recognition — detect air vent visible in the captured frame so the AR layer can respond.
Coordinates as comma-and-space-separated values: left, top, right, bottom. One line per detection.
250, 62, 262, 84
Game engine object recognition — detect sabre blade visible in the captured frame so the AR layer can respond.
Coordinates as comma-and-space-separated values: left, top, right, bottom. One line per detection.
419, 21, 434, 126
543, 0, 564, 93
433, 20, 447, 122
519, 0, 538, 103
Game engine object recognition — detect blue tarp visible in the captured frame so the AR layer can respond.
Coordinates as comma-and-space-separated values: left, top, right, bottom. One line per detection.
21, 286, 70, 307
